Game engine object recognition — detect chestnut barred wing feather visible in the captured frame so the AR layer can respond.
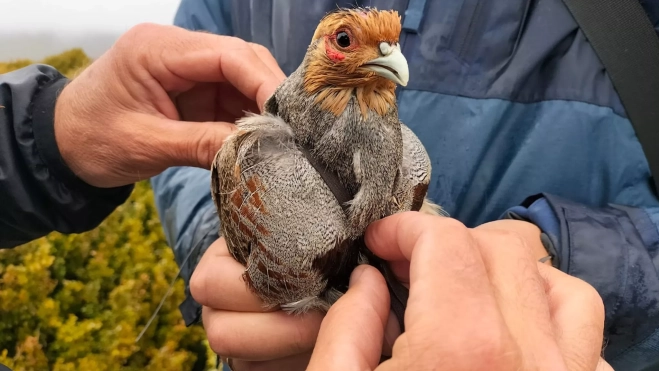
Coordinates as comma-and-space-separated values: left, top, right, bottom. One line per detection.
392, 123, 434, 213
210, 113, 353, 312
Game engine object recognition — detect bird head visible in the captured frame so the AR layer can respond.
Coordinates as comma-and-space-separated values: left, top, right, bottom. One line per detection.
303, 8, 408, 117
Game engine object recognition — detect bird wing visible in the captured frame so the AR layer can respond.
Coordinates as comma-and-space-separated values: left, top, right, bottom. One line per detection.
210, 113, 354, 312
392, 122, 438, 214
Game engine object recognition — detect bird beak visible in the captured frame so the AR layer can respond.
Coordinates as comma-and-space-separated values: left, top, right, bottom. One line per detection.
362, 42, 409, 86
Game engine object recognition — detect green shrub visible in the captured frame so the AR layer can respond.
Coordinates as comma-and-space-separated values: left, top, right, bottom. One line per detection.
0, 50, 215, 371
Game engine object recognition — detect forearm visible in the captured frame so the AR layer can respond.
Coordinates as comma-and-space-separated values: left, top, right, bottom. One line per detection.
0, 65, 132, 248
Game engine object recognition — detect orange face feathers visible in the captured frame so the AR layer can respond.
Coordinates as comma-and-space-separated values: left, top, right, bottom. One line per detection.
303, 8, 408, 118
310, 8, 402, 73
312, 8, 402, 49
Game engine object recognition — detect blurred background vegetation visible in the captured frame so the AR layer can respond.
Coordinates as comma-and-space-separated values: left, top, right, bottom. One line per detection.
0, 50, 216, 371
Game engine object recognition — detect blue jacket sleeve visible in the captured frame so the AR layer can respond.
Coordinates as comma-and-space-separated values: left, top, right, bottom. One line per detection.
501, 194, 659, 370
150, 0, 234, 326
0, 65, 133, 248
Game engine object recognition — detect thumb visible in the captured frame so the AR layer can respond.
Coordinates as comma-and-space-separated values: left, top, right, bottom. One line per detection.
307, 265, 390, 371
152, 117, 237, 169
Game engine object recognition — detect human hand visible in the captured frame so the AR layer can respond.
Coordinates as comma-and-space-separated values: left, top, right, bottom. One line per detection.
190, 238, 405, 371
54, 23, 286, 188
308, 212, 613, 371
190, 237, 322, 371
190, 215, 581, 371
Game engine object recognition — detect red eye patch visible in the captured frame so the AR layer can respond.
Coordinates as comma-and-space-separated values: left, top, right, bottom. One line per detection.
324, 35, 345, 62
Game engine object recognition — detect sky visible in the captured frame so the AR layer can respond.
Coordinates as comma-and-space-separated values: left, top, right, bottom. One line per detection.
0, 0, 181, 33
0, 0, 182, 60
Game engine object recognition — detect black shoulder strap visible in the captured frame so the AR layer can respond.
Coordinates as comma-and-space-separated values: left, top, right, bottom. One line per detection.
561, 0, 659, 196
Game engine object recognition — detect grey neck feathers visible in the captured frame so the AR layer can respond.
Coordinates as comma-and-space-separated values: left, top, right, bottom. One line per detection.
264, 58, 402, 191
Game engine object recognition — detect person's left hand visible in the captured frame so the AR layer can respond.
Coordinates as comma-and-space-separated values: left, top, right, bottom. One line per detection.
54, 23, 286, 188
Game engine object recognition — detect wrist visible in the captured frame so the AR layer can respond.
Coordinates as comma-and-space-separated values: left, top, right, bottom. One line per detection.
53, 82, 84, 183
52, 81, 109, 189
40, 76, 131, 197
31, 75, 85, 191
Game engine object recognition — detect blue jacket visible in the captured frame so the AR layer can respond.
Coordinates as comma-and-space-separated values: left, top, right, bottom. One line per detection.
151, 1, 659, 369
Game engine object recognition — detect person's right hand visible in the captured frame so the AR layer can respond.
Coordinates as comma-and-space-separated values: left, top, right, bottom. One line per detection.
192, 213, 613, 371
54, 23, 285, 188
308, 212, 613, 371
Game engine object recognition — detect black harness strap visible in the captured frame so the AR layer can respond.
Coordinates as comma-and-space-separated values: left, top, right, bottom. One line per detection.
297, 144, 409, 337
297, 145, 353, 206
561, 0, 659, 195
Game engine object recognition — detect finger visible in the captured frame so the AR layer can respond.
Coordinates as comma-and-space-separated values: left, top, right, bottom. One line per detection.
538, 264, 606, 371
364, 211, 432, 262
173, 82, 219, 122
133, 25, 281, 109
223, 351, 312, 371
189, 238, 267, 312
145, 114, 236, 169
382, 309, 403, 357
176, 82, 261, 123
176, 45, 283, 123
249, 42, 287, 81
388, 260, 410, 285
203, 305, 324, 360
93, 111, 237, 181
366, 212, 493, 324
307, 265, 390, 371
472, 229, 569, 370
366, 213, 519, 370
213, 82, 260, 121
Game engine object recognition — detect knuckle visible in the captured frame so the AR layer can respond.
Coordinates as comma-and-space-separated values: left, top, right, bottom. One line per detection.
250, 42, 270, 54
227, 37, 249, 52
206, 327, 236, 356
430, 319, 520, 370
189, 269, 207, 302
432, 216, 472, 243
125, 22, 161, 38
290, 312, 323, 354
482, 228, 525, 247
434, 214, 467, 230
473, 227, 533, 260
410, 213, 469, 239
171, 125, 216, 168
291, 322, 314, 354
466, 332, 519, 369
194, 126, 219, 168
113, 23, 164, 65
576, 279, 605, 318
434, 216, 472, 240
203, 312, 241, 357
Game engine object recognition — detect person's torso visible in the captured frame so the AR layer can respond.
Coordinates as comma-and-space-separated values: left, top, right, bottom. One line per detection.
228, 0, 659, 227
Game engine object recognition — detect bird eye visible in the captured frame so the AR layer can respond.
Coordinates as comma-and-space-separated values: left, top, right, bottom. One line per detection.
336, 31, 351, 48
